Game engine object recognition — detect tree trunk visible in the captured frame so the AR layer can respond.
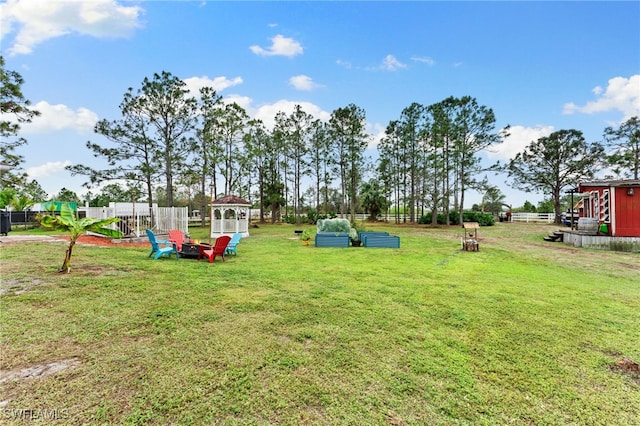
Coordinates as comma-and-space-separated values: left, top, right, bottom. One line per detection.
60, 240, 76, 273
553, 188, 562, 225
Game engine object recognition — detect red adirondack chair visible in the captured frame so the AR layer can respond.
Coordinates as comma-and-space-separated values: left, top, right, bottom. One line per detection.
168, 229, 187, 252
198, 235, 232, 263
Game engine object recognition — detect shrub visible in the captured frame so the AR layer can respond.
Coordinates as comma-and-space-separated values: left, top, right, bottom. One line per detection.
306, 209, 319, 224
418, 211, 495, 226
462, 211, 495, 226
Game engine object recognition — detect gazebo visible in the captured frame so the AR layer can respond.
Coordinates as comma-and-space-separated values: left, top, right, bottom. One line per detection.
210, 194, 252, 239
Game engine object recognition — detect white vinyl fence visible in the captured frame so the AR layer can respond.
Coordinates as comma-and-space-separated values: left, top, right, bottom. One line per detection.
81, 206, 188, 237
510, 212, 555, 223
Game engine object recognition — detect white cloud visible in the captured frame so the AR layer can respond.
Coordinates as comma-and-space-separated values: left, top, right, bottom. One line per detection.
336, 59, 352, 69
253, 100, 331, 130
0, 0, 144, 56
26, 160, 72, 179
485, 125, 555, 160
214, 96, 333, 131
222, 94, 255, 114
380, 54, 407, 71
563, 74, 640, 120
289, 75, 323, 91
364, 55, 407, 72
19, 101, 98, 134
249, 34, 303, 57
411, 56, 436, 66
183, 75, 243, 96
367, 122, 386, 150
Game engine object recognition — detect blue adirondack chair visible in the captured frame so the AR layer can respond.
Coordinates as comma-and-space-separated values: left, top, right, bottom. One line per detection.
145, 229, 179, 260
224, 233, 242, 256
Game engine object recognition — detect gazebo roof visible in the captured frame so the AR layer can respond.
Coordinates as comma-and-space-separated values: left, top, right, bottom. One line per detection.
212, 194, 251, 205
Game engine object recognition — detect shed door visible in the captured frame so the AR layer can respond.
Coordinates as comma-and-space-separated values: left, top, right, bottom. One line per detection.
614, 187, 640, 237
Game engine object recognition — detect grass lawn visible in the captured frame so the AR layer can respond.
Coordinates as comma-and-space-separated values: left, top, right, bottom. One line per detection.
1, 222, 639, 425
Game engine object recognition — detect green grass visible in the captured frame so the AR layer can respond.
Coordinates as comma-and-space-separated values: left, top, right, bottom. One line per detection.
1, 223, 639, 425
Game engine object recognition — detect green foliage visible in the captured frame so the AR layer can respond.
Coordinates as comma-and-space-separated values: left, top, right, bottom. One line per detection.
481, 185, 506, 214
518, 200, 537, 212
359, 180, 389, 220
21, 179, 48, 202
53, 187, 80, 203
462, 211, 495, 226
68, 71, 198, 208
305, 208, 319, 224
0, 55, 40, 188
419, 211, 457, 225
0, 188, 33, 211
603, 116, 640, 180
9, 193, 33, 211
264, 181, 285, 223
300, 228, 313, 241
380, 97, 505, 223
350, 220, 366, 234
38, 203, 123, 273
0, 188, 16, 208
329, 104, 368, 222
282, 214, 297, 224
418, 211, 495, 226
537, 199, 555, 213
88, 183, 135, 207
419, 212, 447, 225
506, 129, 604, 223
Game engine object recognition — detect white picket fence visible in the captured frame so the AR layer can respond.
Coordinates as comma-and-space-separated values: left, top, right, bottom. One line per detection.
510, 212, 555, 223
80, 206, 188, 237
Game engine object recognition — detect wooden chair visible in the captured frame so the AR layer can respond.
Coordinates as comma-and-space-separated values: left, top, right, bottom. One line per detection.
198, 235, 232, 263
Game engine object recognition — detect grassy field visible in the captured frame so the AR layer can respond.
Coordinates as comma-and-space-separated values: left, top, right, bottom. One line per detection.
1, 222, 639, 425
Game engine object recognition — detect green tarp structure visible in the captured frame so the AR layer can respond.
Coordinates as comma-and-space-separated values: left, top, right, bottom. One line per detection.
41, 201, 78, 212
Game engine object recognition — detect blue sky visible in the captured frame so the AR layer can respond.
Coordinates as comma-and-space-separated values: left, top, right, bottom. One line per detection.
1, 0, 639, 207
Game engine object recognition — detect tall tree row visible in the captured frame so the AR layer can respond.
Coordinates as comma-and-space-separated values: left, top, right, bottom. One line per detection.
329, 104, 369, 224
60, 70, 510, 224
60, 68, 629, 226
274, 105, 314, 225
190, 86, 223, 227
8, 62, 632, 219
377, 96, 505, 224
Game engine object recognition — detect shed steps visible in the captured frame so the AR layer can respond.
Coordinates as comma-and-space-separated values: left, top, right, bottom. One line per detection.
543, 231, 564, 242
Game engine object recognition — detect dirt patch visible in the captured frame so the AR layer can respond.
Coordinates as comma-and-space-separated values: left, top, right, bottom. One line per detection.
617, 262, 640, 271
612, 357, 640, 385
0, 278, 47, 295
0, 357, 81, 384
52, 235, 149, 248
1, 234, 149, 247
